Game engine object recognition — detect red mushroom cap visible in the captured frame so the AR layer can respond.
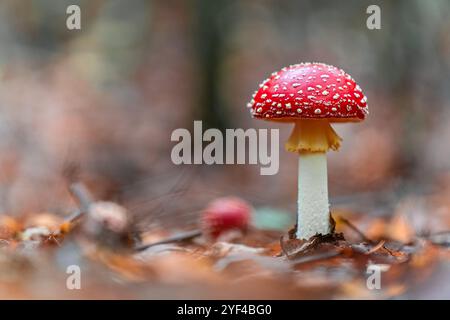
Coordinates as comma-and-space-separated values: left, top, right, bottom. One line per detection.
248, 62, 368, 122
201, 197, 252, 239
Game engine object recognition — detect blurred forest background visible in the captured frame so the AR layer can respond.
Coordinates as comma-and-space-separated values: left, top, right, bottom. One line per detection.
1, 0, 450, 233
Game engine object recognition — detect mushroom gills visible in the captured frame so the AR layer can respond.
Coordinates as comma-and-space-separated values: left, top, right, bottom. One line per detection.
285, 119, 342, 153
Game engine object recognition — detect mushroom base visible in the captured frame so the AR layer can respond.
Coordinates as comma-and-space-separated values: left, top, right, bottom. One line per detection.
285, 120, 342, 153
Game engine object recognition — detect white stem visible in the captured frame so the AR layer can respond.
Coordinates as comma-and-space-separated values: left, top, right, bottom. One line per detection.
296, 152, 330, 239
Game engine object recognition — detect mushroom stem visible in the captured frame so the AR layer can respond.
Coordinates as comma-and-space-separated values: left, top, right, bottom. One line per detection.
296, 152, 330, 239
284, 120, 341, 239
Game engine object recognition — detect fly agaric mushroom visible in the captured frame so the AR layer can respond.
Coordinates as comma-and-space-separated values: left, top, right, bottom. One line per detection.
202, 197, 252, 239
248, 62, 368, 239
135, 197, 252, 251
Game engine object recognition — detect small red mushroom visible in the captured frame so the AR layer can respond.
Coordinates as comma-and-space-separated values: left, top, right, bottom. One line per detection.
201, 197, 252, 239
135, 197, 253, 251
248, 62, 368, 239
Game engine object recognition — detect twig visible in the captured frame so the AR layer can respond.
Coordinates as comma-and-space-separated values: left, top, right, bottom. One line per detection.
338, 216, 373, 243
365, 240, 386, 255
424, 230, 450, 247
381, 245, 396, 256
58, 182, 94, 234
69, 182, 93, 214
135, 229, 202, 251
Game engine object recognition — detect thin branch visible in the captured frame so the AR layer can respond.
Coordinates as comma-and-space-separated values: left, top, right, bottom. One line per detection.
135, 229, 202, 252
366, 240, 386, 255
338, 216, 373, 244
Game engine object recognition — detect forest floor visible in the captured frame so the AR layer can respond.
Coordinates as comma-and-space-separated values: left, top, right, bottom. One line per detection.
1, 180, 450, 299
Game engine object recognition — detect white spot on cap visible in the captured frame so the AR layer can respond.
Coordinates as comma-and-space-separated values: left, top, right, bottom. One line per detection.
297, 108, 302, 113
261, 93, 267, 99
257, 107, 263, 113
314, 108, 322, 114
322, 90, 329, 95
331, 107, 337, 112
285, 103, 292, 109
292, 83, 301, 88
307, 87, 314, 91
333, 94, 340, 100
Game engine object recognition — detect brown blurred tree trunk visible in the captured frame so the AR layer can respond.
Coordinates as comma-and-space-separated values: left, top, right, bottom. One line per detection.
194, 0, 234, 131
